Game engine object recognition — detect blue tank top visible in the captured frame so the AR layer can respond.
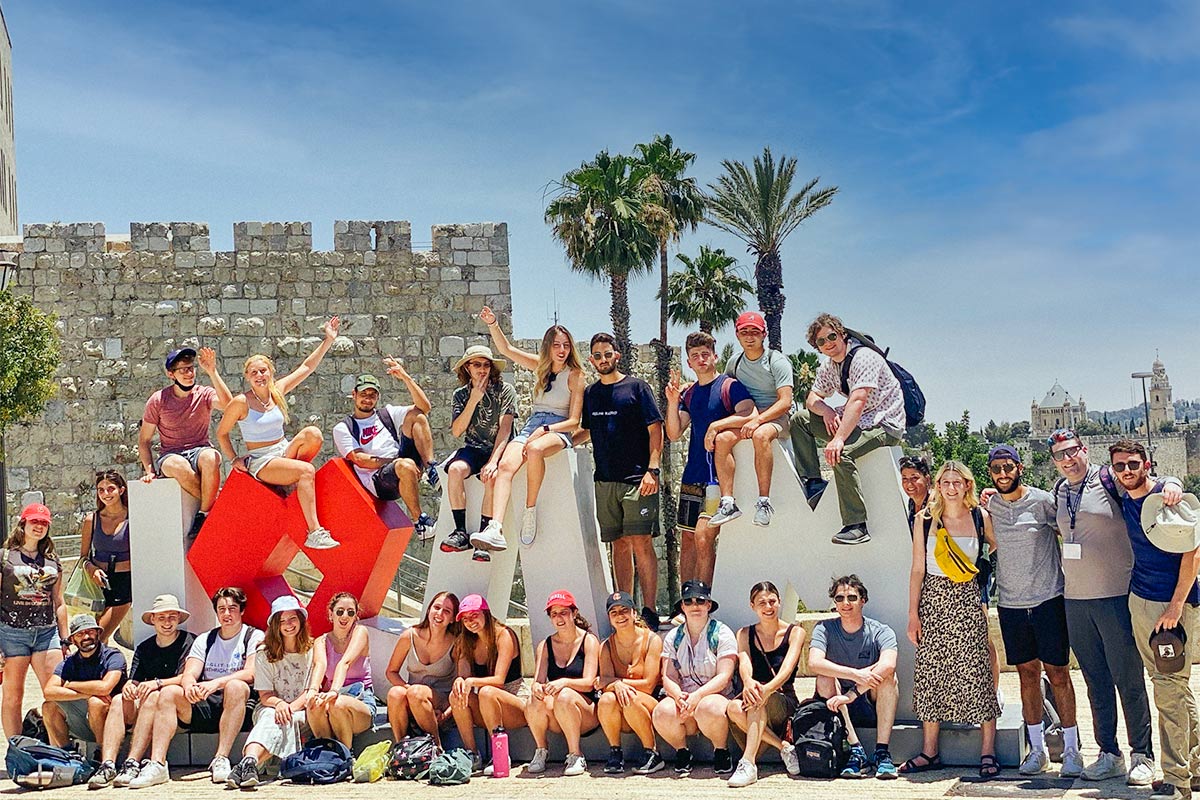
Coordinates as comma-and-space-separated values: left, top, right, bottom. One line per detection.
91, 513, 130, 564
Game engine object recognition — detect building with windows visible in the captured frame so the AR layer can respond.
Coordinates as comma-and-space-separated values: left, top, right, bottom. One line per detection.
1030, 382, 1087, 437
0, 5, 14, 236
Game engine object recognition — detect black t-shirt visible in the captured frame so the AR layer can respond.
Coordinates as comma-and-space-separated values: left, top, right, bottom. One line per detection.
581, 376, 663, 484
130, 630, 197, 683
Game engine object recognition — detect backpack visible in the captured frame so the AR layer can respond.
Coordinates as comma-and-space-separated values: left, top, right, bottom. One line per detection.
1054, 465, 1120, 507
387, 734, 437, 781
280, 737, 352, 785
202, 625, 253, 681
21, 709, 48, 743
351, 740, 392, 783
788, 699, 849, 778
838, 328, 926, 428
342, 407, 400, 449
5, 735, 96, 789
428, 748, 472, 786
681, 374, 735, 415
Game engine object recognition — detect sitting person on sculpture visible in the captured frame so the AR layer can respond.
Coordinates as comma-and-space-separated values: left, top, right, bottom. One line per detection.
790, 312, 906, 545
448, 594, 527, 774
332, 361, 439, 541
808, 574, 900, 780
473, 305, 585, 551
138, 346, 233, 541
710, 311, 795, 529
597, 591, 665, 776
88, 594, 197, 789
215, 316, 342, 551
439, 346, 518, 562
905, 461, 1000, 778
386, 591, 459, 748
160, 586, 265, 785
0, 503, 68, 740
226, 596, 318, 789
307, 592, 376, 748
80, 470, 133, 643
525, 590, 601, 777
42, 613, 127, 749
665, 332, 756, 585
652, 580, 738, 777
725, 581, 805, 787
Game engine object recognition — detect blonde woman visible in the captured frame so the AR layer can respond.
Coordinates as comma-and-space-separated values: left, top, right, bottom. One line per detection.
904, 460, 1001, 778
216, 317, 341, 550
473, 305, 585, 550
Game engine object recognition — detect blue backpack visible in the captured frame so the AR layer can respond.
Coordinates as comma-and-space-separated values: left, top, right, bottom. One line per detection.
280, 738, 353, 785
839, 329, 926, 428
5, 735, 96, 789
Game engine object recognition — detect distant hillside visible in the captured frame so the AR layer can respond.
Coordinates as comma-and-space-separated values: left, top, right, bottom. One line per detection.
1088, 398, 1200, 427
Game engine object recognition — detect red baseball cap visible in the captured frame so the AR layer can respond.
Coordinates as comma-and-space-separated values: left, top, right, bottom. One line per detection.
545, 589, 577, 610
735, 311, 767, 333
20, 503, 51, 525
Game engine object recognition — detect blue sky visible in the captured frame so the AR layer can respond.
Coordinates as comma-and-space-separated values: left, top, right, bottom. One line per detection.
7, 1, 1198, 426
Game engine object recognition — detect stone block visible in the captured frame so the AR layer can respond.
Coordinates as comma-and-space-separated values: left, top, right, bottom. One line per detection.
103, 338, 122, 358
466, 250, 492, 267
469, 281, 500, 295
450, 236, 472, 250
155, 301, 179, 315
438, 336, 465, 357
249, 300, 278, 315
221, 299, 250, 314
231, 317, 266, 335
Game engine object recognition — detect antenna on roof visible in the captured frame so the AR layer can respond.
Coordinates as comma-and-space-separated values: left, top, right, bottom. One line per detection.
552, 290, 560, 326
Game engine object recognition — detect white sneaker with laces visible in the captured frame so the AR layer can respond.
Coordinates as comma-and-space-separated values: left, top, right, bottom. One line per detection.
129, 760, 169, 788
1020, 748, 1050, 776
1061, 749, 1085, 778
753, 498, 774, 527
527, 748, 548, 775
708, 498, 742, 527
780, 742, 801, 776
209, 756, 232, 784
1082, 751, 1126, 781
1127, 752, 1155, 786
304, 527, 340, 549
728, 759, 758, 787
563, 753, 587, 776
520, 506, 538, 546
470, 520, 508, 552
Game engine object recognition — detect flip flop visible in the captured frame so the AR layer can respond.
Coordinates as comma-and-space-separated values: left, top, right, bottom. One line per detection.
899, 753, 942, 774
979, 754, 1001, 779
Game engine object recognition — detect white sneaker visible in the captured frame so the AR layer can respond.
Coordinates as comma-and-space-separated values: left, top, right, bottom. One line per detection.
1020, 748, 1050, 776
526, 748, 548, 775
780, 742, 801, 776
520, 506, 537, 546
563, 753, 587, 776
129, 760, 169, 788
113, 758, 143, 787
304, 527, 340, 549
728, 759, 758, 787
483, 763, 494, 777
470, 520, 508, 552
209, 756, 232, 784
1082, 751, 1126, 781
1128, 752, 1156, 786
708, 498, 742, 527
1061, 749, 1085, 778
752, 498, 774, 527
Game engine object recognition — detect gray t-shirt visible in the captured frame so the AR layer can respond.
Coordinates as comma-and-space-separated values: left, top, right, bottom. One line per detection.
1054, 464, 1134, 601
989, 487, 1064, 608
726, 350, 793, 419
809, 616, 897, 671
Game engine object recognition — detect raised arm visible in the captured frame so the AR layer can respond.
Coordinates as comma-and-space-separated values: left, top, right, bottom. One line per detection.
664, 370, 690, 442
384, 357, 432, 414
479, 306, 538, 370
216, 395, 249, 466
197, 347, 233, 410
275, 317, 340, 395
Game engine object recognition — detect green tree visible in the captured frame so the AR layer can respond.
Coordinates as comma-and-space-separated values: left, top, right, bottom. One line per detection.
545, 150, 659, 369
714, 342, 736, 374
662, 246, 754, 335
981, 420, 1013, 443
788, 348, 819, 398
705, 147, 838, 351
1011, 421, 1031, 438
927, 411, 992, 487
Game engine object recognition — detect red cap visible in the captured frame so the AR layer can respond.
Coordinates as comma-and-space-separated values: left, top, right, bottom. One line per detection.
19, 503, 51, 525
735, 311, 767, 333
545, 589, 577, 610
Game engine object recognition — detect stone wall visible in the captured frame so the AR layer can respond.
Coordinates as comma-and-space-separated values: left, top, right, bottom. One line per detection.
4, 220, 512, 527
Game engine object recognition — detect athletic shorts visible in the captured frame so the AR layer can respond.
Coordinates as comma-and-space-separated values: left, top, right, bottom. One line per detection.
997, 595, 1071, 667
396, 434, 421, 464
445, 446, 491, 477
181, 692, 257, 734
58, 699, 101, 742
596, 481, 659, 542
677, 483, 718, 532
245, 439, 290, 479
372, 459, 414, 502
102, 570, 133, 608
812, 689, 877, 728
154, 445, 216, 476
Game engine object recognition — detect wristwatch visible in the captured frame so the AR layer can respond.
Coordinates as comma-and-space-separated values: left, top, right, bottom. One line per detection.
646, 468, 660, 477
542, 424, 551, 433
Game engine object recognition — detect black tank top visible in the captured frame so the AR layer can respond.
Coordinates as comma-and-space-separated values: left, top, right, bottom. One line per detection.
745, 623, 798, 698
545, 633, 598, 701
471, 626, 522, 685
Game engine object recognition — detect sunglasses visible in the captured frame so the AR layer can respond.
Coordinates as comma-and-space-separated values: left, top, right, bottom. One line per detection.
591, 351, 616, 360
834, 594, 860, 604
1050, 445, 1083, 462
1045, 429, 1079, 446
988, 463, 1018, 475
1111, 460, 1143, 473
681, 597, 708, 606
814, 332, 841, 347
334, 608, 357, 618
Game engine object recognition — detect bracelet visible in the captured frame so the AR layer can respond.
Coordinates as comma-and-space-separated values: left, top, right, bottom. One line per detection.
542, 424, 551, 433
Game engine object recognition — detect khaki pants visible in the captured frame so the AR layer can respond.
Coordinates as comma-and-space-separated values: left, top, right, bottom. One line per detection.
1129, 594, 1200, 789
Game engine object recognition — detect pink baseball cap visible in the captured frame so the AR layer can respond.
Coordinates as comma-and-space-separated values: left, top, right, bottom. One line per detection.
735, 311, 767, 333
545, 589, 577, 610
20, 503, 51, 524
456, 594, 489, 619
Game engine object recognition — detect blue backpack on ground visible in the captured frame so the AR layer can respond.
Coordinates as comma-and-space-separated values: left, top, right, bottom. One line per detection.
5, 735, 96, 789
280, 737, 353, 785
839, 328, 926, 428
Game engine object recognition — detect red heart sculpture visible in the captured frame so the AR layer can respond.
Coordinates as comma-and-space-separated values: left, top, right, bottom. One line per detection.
188, 458, 411, 636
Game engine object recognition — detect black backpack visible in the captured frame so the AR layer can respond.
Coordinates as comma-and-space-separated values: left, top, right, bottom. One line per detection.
387, 734, 437, 780
789, 698, 849, 778
839, 328, 926, 428
280, 738, 353, 785
342, 407, 400, 448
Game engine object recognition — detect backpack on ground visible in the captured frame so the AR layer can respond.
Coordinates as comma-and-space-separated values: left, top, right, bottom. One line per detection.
387, 734, 437, 780
428, 748, 472, 786
789, 698, 849, 778
352, 740, 392, 783
838, 328, 926, 428
280, 737, 352, 785
5, 735, 96, 789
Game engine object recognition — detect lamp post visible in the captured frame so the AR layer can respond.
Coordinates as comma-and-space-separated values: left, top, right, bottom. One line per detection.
1132, 371, 1155, 468
0, 251, 16, 541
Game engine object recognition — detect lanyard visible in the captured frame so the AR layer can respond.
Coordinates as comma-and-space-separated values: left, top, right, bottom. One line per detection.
1064, 470, 1089, 539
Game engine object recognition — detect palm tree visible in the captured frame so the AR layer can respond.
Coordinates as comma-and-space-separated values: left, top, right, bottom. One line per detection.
706, 147, 838, 351
545, 150, 659, 367
663, 246, 754, 335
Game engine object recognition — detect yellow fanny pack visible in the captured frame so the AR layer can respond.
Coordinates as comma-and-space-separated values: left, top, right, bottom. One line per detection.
932, 526, 980, 583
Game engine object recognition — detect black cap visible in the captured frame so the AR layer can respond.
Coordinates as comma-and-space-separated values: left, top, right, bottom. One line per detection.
606, 591, 636, 613
673, 579, 718, 614
165, 347, 197, 370
1150, 625, 1188, 673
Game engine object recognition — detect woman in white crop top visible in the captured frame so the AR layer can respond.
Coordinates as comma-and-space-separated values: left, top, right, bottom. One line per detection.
472, 305, 585, 552
216, 317, 342, 550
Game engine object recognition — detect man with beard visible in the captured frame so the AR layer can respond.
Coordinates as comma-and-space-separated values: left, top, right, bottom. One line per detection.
578, 333, 664, 630
1107, 440, 1196, 800
138, 347, 233, 541
982, 445, 1081, 777
333, 361, 438, 539
41, 614, 128, 747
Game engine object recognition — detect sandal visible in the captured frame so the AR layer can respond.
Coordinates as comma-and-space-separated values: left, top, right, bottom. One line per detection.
979, 754, 1000, 779
899, 752, 942, 773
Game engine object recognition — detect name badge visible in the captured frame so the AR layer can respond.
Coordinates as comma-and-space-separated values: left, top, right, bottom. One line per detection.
1062, 542, 1082, 560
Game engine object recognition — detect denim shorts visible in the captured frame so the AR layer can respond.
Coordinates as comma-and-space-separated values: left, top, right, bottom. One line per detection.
513, 411, 572, 448
0, 623, 62, 658
339, 681, 378, 714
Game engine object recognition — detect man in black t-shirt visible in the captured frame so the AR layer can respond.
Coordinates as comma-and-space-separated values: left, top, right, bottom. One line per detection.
578, 333, 664, 629
88, 595, 197, 789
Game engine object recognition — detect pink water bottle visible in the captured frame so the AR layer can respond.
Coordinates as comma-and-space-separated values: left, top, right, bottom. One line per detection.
490, 726, 510, 777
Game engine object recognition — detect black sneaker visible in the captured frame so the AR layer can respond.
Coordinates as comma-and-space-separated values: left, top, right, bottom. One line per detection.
712, 748, 733, 775
674, 748, 693, 776
226, 757, 259, 789
640, 606, 661, 631
187, 511, 208, 543
440, 529, 470, 552
424, 463, 440, 488
604, 747, 625, 774
802, 478, 828, 509
633, 750, 665, 775
471, 548, 491, 563
832, 523, 871, 545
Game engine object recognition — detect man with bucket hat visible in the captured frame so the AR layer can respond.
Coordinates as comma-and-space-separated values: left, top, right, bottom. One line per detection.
41, 613, 128, 748
1107, 439, 1199, 800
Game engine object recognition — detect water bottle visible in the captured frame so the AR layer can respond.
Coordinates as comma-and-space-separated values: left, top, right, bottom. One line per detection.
490, 726, 510, 777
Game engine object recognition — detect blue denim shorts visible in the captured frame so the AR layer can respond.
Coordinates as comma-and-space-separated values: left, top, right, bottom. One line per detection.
513, 411, 572, 448
339, 681, 378, 714
0, 623, 62, 658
